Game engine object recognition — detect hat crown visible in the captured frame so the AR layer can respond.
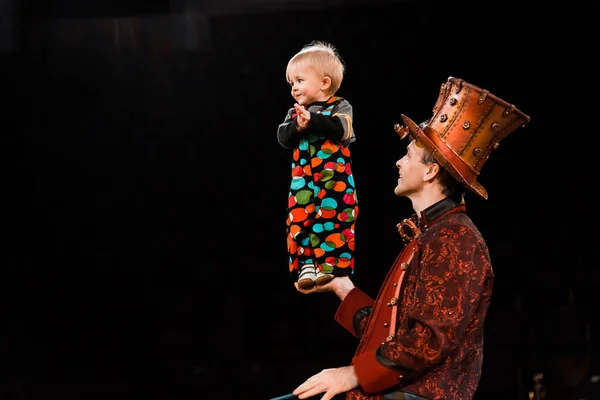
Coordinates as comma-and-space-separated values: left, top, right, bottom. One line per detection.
428, 77, 530, 176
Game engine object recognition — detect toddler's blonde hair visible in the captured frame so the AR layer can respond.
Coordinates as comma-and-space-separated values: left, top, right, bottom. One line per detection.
286, 41, 345, 95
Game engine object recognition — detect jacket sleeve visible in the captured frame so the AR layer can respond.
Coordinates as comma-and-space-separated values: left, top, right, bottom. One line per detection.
277, 107, 303, 149
352, 224, 493, 394
309, 99, 355, 145
334, 287, 374, 339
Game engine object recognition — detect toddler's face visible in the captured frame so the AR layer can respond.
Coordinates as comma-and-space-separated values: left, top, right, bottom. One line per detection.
287, 64, 329, 106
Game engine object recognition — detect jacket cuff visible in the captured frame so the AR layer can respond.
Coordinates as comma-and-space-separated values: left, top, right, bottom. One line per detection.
334, 288, 373, 336
352, 349, 404, 395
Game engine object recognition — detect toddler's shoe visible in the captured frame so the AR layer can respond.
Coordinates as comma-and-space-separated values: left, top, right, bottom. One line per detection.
316, 271, 335, 286
297, 265, 316, 290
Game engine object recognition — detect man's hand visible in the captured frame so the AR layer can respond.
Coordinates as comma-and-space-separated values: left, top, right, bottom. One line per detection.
292, 366, 359, 400
294, 275, 355, 301
294, 103, 310, 131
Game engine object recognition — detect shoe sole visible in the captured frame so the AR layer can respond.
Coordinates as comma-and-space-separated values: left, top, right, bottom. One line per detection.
298, 278, 316, 290
316, 274, 335, 286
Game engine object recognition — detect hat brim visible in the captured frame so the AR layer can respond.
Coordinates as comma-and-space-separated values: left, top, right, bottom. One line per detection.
398, 114, 488, 200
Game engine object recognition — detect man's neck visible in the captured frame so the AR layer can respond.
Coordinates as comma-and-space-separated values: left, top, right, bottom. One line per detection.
410, 190, 447, 216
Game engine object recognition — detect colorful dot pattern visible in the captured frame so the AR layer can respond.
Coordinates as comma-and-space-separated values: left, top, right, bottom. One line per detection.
286, 98, 359, 280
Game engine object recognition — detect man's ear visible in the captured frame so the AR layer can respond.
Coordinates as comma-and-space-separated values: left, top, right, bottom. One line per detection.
424, 163, 440, 182
321, 76, 332, 92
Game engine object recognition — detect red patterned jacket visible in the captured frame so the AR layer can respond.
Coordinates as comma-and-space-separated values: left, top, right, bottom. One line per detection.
335, 196, 493, 400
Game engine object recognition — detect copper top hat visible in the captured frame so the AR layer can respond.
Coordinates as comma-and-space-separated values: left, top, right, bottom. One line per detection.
394, 76, 531, 200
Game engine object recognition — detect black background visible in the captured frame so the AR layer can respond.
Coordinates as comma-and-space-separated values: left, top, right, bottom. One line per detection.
2, 0, 599, 399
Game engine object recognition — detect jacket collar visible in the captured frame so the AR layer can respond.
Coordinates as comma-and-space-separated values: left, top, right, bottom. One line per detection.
396, 197, 467, 243
418, 195, 466, 232
398, 195, 466, 243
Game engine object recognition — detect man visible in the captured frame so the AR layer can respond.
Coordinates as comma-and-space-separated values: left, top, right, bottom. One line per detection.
292, 76, 531, 400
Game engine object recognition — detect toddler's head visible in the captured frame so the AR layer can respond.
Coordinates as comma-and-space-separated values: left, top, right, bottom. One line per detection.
286, 41, 345, 97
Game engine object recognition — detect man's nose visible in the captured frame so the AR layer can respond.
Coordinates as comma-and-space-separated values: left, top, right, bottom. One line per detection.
397, 158, 408, 168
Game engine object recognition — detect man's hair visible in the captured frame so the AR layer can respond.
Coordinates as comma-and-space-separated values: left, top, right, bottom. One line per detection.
286, 40, 345, 95
421, 149, 465, 199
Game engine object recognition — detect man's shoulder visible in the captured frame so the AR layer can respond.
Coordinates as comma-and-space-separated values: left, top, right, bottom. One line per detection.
427, 212, 482, 237
423, 217, 489, 258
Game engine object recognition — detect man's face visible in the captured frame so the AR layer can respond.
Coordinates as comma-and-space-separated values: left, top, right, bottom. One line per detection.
394, 139, 430, 197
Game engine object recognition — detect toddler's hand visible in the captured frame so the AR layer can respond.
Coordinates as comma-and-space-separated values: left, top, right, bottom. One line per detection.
294, 103, 310, 131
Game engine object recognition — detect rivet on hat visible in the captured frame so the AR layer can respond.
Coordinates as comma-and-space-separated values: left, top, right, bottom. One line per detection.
473, 147, 482, 156
455, 79, 463, 93
462, 121, 471, 129
478, 90, 489, 104
449, 98, 457, 106
440, 114, 448, 122
503, 104, 516, 117
491, 122, 501, 131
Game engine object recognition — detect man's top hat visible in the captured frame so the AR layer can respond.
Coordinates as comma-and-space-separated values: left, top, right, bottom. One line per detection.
395, 76, 531, 200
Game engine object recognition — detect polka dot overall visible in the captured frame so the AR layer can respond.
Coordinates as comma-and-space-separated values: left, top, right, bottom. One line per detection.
284, 98, 359, 281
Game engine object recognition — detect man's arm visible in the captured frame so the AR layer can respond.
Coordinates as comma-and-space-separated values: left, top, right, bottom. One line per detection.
295, 276, 374, 340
